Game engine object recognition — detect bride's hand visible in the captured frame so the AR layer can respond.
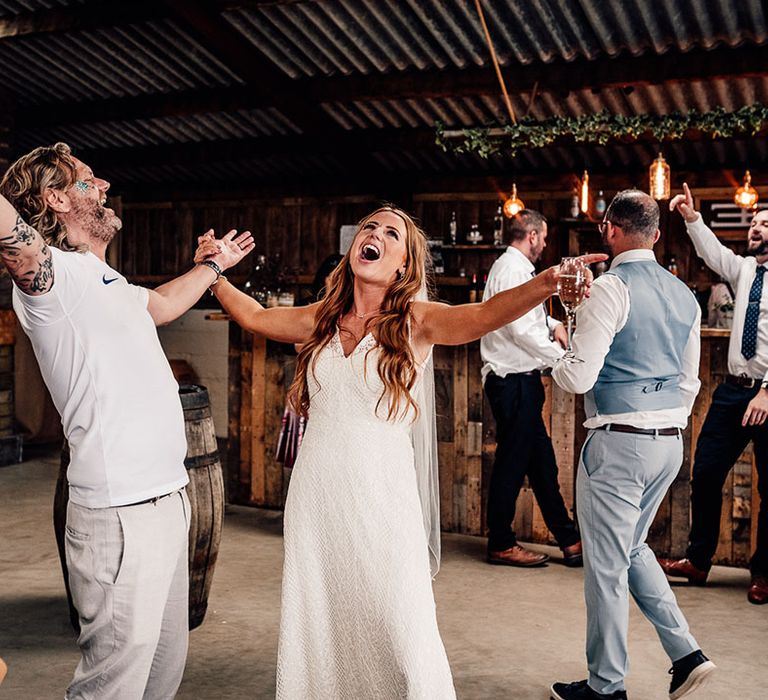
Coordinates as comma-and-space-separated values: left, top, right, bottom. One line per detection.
543, 253, 608, 297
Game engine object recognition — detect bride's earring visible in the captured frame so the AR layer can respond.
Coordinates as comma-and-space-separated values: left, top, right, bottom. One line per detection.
396, 267, 405, 281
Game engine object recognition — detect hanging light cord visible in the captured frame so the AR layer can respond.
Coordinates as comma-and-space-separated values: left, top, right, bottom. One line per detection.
474, 0, 517, 125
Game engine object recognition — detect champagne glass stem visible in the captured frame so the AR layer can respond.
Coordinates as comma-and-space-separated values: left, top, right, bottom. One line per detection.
566, 311, 574, 355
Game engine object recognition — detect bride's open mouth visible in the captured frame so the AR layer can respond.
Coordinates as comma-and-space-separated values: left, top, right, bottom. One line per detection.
361, 243, 381, 261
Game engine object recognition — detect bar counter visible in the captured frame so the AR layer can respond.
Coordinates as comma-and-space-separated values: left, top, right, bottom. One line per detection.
220, 321, 758, 568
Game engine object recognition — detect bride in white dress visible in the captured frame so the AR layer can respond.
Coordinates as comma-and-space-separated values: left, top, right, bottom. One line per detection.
203, 208, 604, 699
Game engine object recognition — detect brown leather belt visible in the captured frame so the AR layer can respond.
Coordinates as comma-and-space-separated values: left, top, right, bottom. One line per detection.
726, 374, 761, 389
597, 424, 681, 437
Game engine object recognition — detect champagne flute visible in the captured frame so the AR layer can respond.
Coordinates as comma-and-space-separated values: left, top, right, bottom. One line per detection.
557, 257, 588, 363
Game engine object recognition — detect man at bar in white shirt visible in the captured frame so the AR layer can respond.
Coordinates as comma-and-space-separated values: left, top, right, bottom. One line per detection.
550, 190, 714, 700
659, 183, 768, 605
482, 209, 582, 568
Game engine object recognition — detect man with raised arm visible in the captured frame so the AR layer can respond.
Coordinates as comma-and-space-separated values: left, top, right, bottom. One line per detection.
660, 184, 768, 606
550, 190, 714, 700
0, 142, 253, 699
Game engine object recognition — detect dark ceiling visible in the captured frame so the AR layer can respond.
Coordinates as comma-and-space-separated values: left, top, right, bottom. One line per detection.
0, 0, 767, 195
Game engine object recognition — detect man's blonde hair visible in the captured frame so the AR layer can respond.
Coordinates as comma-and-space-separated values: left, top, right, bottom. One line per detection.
0, 142, 81, 250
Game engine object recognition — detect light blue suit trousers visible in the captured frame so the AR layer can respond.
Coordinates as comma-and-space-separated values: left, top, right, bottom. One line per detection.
577, 428, 699, 695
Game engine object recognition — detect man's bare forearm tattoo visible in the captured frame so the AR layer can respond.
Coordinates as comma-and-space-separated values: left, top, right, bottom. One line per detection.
0, 215, 54, 293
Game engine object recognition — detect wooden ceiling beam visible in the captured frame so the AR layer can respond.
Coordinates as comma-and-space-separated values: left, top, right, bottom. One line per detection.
74, 128, 438, 170
0, 1, 167, 39
19, 42, 768, 130
67, 125, 768, 174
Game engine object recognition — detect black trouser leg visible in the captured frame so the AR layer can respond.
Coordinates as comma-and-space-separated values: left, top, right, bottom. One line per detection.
524, 382, 579, 548
750, 426, 768, 575
485, 372, 576, 551
687, 382, 754, 570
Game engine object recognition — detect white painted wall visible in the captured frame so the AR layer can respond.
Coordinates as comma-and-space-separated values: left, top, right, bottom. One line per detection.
157, 309, 229, 438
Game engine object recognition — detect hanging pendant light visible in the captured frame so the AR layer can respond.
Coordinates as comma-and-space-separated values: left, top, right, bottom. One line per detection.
734, 170, 758, 209
503, 183, 525, 218
580, 170, 590, 215
649, 153, 671, 200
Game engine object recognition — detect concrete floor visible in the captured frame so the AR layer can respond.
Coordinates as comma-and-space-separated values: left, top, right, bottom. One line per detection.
0, 451, 765, 700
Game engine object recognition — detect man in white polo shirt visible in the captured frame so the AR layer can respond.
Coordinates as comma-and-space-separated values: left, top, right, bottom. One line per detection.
0, 143, 253, 699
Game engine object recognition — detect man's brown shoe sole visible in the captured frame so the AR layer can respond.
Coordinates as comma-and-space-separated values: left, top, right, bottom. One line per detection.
487, 554, 550, 567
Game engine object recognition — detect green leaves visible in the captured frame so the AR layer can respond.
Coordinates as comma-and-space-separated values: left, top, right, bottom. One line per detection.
435, 104, 768, 159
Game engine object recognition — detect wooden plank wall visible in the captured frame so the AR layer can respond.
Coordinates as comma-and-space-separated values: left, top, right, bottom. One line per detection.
118, 189, 725, 303
120, 197, 383, 282
120, 189, 758, 565
650, 335, 756, 567
228, 331, 297, 508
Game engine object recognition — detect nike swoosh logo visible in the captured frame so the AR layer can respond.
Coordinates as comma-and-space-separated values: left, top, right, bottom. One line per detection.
102, 275, 119, 285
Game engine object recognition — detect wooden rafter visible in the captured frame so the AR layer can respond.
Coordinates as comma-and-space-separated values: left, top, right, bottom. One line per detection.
70, 125, 768, 174
0, 1, 166, 39
76, 128, 438, 170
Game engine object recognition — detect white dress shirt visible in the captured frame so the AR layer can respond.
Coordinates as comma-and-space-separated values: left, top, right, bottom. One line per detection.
480, 246, 564, 380
552, 249, 701, 429
687, 215, 768, 381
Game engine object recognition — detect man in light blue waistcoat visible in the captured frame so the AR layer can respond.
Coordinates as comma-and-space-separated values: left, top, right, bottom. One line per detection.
549, 191, 715, 700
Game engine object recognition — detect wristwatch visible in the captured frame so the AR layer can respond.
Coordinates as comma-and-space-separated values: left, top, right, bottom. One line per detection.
761, 380, 768, 391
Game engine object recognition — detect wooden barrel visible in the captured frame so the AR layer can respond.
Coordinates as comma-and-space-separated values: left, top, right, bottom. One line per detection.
180, 384, 225, 631
53, 384, 225, 632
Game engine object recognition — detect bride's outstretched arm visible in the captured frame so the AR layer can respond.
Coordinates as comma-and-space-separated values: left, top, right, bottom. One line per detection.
412, 253, 607, 347
211, 278, 317, 344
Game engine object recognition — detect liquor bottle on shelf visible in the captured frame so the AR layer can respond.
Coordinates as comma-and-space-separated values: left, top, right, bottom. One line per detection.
480, 273, 487, 300
667, 255, 679, 277
243, 254, 268, 304
468, 273, 479, 303
569, 194, 580, 218
595, 191, 607, 216
493, 206, 504, 246
467, 223, 482, 245
448, 211, 458, 245
428, 240, 445, 275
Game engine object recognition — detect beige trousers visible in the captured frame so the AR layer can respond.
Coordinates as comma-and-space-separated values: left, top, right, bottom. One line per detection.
64, 489, 190, 700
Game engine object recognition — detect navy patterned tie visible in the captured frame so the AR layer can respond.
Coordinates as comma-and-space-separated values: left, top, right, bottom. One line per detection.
741, 265, 766, 360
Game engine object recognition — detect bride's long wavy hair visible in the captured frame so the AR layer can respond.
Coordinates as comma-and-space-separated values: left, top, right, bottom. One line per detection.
288, 206, 431, 421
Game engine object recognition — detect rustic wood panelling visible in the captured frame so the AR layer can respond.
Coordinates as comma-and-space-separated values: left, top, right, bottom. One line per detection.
120, 188, 759, 568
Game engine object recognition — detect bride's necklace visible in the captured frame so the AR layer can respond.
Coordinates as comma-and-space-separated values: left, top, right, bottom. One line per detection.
352, 307, 379, 319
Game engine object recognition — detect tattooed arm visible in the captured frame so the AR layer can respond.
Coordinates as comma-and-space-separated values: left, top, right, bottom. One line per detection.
0, 194, 54, 296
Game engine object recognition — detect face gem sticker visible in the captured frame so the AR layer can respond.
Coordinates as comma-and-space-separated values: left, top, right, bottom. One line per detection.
73, 180, 90, 193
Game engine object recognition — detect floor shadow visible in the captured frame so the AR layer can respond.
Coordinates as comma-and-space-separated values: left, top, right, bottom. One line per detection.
0, 594, 76, 649
224, 505, 284, 538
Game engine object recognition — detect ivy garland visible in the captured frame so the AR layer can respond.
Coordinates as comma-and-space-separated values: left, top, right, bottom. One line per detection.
435, 104, 768, 159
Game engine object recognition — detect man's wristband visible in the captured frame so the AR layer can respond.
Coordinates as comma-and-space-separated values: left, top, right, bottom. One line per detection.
200, 259, 222, 280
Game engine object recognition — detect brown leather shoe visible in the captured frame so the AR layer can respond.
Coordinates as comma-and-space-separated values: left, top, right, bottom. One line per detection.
561, 541, 583, 568
748, 575, 768, 605
487, 544, 549, 567
657, 557, 709, 585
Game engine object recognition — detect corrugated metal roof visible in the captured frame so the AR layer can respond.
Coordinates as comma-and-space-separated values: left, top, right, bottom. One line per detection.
15, 107, 300, 152
318, 76, 768, 131
2, 0, 768, 187
0, 0, 82, 14
225, 0, 768, 79
0, 19, 242, 106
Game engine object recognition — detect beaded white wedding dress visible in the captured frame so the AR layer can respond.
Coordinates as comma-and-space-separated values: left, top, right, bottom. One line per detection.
276, 329, 455, 700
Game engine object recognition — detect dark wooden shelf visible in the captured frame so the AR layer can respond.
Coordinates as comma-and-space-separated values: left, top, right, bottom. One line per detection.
435, 276, 471, 286
441, 244, 505, 251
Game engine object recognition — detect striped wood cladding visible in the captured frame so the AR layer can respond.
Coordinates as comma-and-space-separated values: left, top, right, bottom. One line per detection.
116, 194, 759, 567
